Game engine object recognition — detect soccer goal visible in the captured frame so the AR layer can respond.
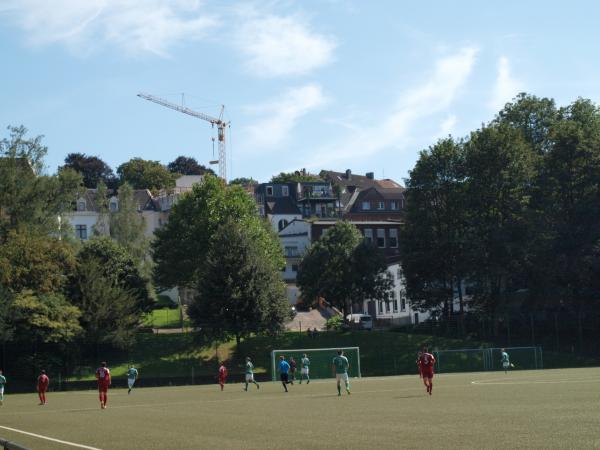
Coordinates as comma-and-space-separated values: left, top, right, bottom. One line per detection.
270, 347, 361, 381
432, 346, 543, 373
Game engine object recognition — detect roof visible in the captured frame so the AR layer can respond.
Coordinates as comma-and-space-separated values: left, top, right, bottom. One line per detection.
377, 179, 403, 189
311, 220, 403, 226
75, 188, 158, 212
265, 197, 301, 215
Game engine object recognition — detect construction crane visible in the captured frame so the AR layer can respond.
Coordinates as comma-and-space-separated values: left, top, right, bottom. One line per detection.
137, 92, 229, 181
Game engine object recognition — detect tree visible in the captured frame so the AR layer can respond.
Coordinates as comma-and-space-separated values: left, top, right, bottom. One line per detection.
69, 258, 141, 349
61, 153, 117, 188
188, 220, 290, 347
297, 221, 392, 316
109, 182, 150, 264
401, 137, 470, 318
0, 231, 76, 294
0, 126, 83, 241
167, 156, 215, 176
152, 176, 283, 290
73, 237, 153, 312
229, 177, 258, 187
270, 170, 322, 183
9, 290, 82, 344
117, 158, 176, 193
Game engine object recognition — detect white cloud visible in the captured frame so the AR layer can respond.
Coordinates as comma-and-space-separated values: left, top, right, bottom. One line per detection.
233, 11, 336, 77
1, 0, 217, 56
304, 47, 478, 169
489, 56, 523, 112
243, 84, 328, 148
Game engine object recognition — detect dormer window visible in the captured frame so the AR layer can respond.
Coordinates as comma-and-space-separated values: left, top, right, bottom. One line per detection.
282, 186, 289, 196
266, 186, 273, 196
77, 200, 86, 212
377, 201, 385, 210
109, 201, 118, 212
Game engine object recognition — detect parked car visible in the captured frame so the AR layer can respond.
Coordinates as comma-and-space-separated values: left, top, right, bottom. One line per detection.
345, 313, 373, 330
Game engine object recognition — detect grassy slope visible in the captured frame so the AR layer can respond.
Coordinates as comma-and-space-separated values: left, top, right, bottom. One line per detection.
2, 368, 600, 449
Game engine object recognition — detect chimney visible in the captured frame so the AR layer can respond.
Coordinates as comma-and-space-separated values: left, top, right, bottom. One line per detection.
345, 169, 352, 180
366, 172, 374, 180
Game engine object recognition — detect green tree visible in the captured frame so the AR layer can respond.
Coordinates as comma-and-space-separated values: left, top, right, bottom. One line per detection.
117, 158, 176, 193
297, 221, 392, 316
0, 231, 76, 294
188, 220, 290, 347
167, 156, 215, 176
401, 138, 470, 318
73, 236, 153, 312
0, 126, 83, 241
61, 152, 117, 188
9, 290, 82, 344
229, 177, 258, 187
152, 176, 283, 290
109, 182, 150, 263
270, 170, 322, 183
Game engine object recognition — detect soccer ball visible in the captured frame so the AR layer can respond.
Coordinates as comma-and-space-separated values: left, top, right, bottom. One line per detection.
510, 363, 515, 368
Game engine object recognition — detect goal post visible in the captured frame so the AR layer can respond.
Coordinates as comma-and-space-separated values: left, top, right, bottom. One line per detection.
271, 347, 361, 381
432, 346, 543, 373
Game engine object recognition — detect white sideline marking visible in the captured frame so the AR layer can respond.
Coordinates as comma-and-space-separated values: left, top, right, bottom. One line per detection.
0, 425, 101, 449
471, 377, 600, 386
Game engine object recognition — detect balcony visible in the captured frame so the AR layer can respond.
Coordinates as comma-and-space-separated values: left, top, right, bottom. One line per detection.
297, 187, 335, 200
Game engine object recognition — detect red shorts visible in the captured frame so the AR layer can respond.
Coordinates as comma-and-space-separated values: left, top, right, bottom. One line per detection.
37, 386, 48, 393
98, 383, 109, 392
219, 377, 226, 383
422, 368, 434, 379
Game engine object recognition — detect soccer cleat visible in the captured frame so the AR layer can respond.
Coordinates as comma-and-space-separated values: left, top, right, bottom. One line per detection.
346, 389, 351, 395
256, 384, 260, 390
307, 380, 310, 384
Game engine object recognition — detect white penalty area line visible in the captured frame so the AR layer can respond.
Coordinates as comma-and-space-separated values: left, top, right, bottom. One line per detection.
0, 425, 101, 450
471, 377, 600, 386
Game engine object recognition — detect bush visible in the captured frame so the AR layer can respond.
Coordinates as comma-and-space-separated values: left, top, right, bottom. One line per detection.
325, 315, 343, 331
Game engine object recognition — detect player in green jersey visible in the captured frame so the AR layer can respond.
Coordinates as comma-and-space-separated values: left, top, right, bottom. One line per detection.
244, 357, 260, 391
127, 366, 138, 394
501, 349, 511, 374
300, 353, 310, 384
332, 350, 350, 396
0, 370, 6, 405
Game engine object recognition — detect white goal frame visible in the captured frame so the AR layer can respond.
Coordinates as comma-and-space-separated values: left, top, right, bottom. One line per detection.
270, 347, 361, 381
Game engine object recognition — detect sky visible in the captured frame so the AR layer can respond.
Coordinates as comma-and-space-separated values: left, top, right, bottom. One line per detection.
2, 0, 600, 184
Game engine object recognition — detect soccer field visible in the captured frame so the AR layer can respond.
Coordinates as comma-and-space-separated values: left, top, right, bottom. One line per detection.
0, 367, 599, 449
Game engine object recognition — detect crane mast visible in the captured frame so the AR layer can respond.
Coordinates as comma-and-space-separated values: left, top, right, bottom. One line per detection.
137, 92, 228, 181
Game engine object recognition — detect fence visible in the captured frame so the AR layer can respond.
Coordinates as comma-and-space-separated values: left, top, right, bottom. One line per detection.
0, 438, 29, 450
431, 346, 543, 373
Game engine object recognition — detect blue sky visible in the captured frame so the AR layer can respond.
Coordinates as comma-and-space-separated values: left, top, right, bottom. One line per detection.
2, 0, 600, 183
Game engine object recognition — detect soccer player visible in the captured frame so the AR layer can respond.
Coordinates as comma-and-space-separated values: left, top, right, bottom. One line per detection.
289, 357, 297, 385
332, 350, 350, 396
501, 348, 511, 374
300, 353, 310, 384
419, 347, 436, 395
0, 370, 6, 406
36, 370, 49, 405
244, 357, 259, 391
416, 351, 427, 388
95, 361, 111, 409
127, 365, 138, 394
218, 362, 228, 391
278, 355, 291, 392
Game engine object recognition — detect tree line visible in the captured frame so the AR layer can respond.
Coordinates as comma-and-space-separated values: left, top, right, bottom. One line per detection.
400, 94, 600, 347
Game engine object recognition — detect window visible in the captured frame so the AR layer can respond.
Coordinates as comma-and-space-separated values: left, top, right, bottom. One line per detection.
109, 201, 118, 212
378, 301, 384, 314
266, 186, 273, 196
390, 200, 398, 210
158, 218, 163, 226
362, 201, 371, 210
389, 228, 398, 248
401, 296, 406, 312
364, 228, 373, 244
75, 224, 87, 240
278, 219, 289, 231
397, 268, 402, 279
387, 301, 392, 313
284, 246, 299, 257
393, 297, 399, 313
77, 201, 86, 212
291, 264, 299, 272
377, 229, 385, 248
377, 201, 385, 210
282, 186, 289, 196
400, 198, 405, 209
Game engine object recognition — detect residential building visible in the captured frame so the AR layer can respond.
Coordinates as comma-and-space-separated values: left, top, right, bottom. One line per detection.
278, 219, 312, 304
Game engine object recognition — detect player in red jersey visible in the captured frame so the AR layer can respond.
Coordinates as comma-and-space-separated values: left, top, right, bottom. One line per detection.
419, 347, 436, 395
36, 370, 49, 405
416, 351, 427, 388
95, 362, 111, 409
218, 362, 228, 391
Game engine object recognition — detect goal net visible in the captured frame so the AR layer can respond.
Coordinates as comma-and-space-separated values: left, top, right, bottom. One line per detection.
270, 347, 361, 381
432, 346, 543, 373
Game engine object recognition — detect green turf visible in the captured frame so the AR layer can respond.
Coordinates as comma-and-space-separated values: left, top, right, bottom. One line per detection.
142, 307, 191, 329
1, 368, 599, 449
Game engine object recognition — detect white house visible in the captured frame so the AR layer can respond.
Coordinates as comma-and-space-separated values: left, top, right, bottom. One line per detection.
278, 219, 311, 304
